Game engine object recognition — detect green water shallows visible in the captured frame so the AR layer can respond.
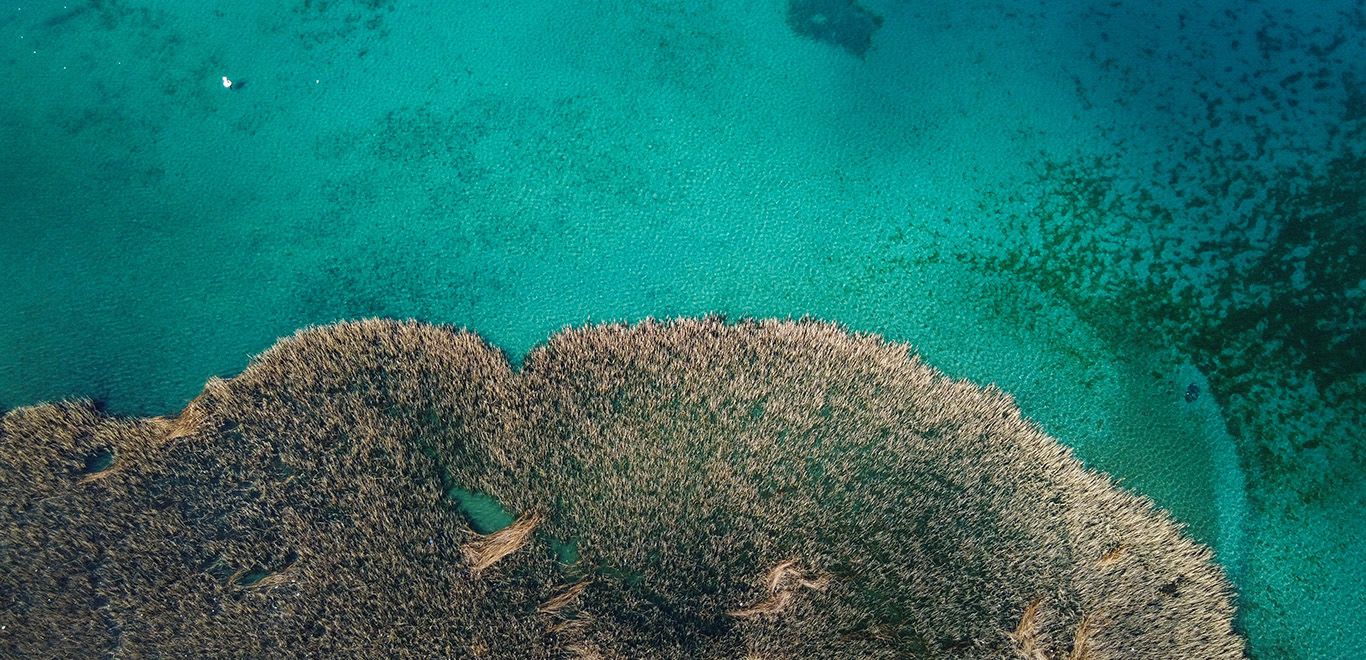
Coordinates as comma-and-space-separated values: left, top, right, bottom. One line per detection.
82, 447, 117, 475
549, 538, 580, 566
446, 487, 517, 535
1, 1, 1360, 656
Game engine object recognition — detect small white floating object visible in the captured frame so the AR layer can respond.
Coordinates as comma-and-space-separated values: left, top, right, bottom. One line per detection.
222, 76, 233, 89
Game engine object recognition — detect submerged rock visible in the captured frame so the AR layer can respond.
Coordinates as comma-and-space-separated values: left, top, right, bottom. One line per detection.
0, 317, 1243, 658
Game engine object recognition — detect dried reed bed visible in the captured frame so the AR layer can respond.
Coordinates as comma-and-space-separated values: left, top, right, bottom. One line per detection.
1, 317, 1243, 658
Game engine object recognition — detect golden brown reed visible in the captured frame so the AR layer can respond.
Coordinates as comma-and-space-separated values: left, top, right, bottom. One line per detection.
1067, 612, 1103, 660
1009, 598, 1048, 660
538, 579, 591, 615
728, 559, 830, 619
463, 512, 543, 574
0, 317, 1244, 658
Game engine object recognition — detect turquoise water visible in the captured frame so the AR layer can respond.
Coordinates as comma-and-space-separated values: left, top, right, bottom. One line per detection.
0, 1, 1360, 656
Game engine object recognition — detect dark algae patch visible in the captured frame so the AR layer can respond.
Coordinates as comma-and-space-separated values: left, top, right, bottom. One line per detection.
786, 0, 883, 58
0, 318, 1242, 657
949, 10, 1366, 649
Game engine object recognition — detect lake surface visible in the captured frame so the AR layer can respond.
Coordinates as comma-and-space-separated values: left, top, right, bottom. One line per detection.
1, 1, 1361, 656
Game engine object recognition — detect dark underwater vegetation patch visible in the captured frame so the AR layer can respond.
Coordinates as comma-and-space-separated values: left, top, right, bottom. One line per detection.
953, 127, 1363, 658
293, 0, 396, 52
786, 0, 884, 58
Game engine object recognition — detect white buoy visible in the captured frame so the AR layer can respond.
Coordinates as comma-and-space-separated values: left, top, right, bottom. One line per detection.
222, 75, 233, 89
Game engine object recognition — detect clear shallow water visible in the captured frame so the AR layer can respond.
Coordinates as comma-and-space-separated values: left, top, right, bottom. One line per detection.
0, 1, 1360, 656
